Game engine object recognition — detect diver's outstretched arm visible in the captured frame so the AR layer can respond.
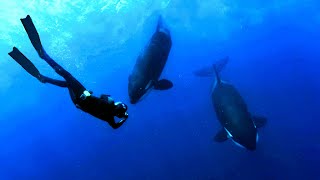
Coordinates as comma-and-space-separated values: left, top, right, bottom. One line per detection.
107, 118, 127, 129
8, 47, 68, 87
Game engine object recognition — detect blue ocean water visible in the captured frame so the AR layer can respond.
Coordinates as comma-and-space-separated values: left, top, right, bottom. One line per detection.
0, 0, 319, 179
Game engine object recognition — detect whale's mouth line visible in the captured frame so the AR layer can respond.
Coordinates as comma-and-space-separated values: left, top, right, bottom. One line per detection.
129, 80, 154, 104
138, 84, 153, 102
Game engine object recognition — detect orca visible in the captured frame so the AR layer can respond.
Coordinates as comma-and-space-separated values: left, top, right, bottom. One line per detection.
128, 15, 173, 104
195, 57, 267, 151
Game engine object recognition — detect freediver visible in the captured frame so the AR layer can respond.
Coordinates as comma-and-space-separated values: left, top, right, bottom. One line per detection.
8, 15, 128, 129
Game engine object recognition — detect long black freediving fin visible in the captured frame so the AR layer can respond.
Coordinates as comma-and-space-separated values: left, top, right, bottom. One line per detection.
20, 15, 45, 56
8, 47, 41, 79
193, 56, 229, 77
8, 47, 68, 86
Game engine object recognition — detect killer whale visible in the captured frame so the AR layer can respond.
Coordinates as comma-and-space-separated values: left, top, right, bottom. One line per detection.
195, 57, 267, 150
128, 15, 173, 104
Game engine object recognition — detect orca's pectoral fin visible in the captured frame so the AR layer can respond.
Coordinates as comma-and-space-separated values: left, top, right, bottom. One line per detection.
154, 79, 173, 90
213, 129, 229, 142
252, 115, 267, 128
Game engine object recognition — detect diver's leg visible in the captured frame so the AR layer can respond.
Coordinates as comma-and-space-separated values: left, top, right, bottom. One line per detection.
156, 15, 170, 35
40, 75, 68, 87
39, 54, 86, 100
40, 55, 86, 99
39, 54, 86, 98
39, 54, 85, 100
8, 47, 68, 87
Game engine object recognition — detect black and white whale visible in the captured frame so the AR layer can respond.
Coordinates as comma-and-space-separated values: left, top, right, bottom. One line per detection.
195, 57, 267, 151
128, 16, 173, 104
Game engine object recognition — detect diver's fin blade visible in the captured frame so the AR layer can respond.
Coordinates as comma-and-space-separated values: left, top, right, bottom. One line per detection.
193, 56, 229, 77
20, 15, 44, 55
8, 47, 41, 79
252, 115, 267, 128
154, 79, 173, 90
214, 129, 229, 142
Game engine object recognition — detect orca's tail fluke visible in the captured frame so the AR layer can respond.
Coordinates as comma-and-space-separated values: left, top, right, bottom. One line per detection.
214, 56, 229, 73
156, 15, 170, 35
193, 56, 229, 77
156, 15, 163, 31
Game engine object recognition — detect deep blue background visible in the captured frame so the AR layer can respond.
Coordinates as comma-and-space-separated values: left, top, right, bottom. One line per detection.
0, 1, 319, 179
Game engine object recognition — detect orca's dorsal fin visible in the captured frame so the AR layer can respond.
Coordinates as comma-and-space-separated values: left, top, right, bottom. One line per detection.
213, 64, 222, 84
